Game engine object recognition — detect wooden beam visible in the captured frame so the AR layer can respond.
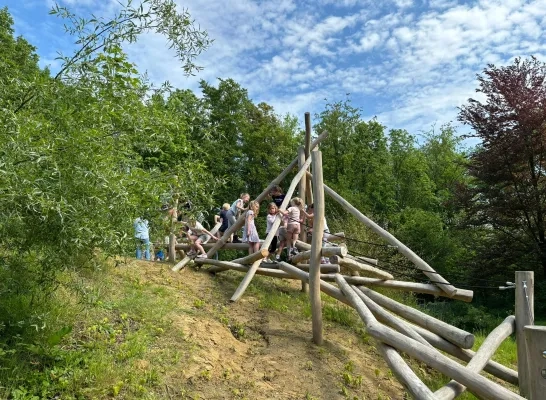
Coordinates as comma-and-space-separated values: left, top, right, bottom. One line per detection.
523, 325, 546, 400
330, 255, 393, 280
315, 178, 457, 297
298, 146, 308, 293
290, 246, 347, 264
175, 242, 252, 251
231, 248, 269, 265
201, 259, 294, 279
319, 274, 473, 302
304, 112, 313, 206
296, 264, 340, 273
516, 271, 534, 398
358, 287, 475, 349
168, 233, 176, 263
309, 150, 325, 345
435, 315, 516, 400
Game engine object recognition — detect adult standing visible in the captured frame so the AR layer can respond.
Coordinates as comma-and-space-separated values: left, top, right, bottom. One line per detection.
134, 216, 151, 261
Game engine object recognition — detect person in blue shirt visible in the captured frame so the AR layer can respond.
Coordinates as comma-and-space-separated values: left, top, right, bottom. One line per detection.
134, 217, 151, 261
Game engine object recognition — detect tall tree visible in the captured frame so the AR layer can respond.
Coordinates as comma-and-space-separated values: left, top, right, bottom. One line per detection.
459, 57, 546, 276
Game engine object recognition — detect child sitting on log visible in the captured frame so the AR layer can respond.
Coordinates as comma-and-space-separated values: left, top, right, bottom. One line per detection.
183, 217, 219, 259
278, 197, 304, 257
243, 200, 260, 255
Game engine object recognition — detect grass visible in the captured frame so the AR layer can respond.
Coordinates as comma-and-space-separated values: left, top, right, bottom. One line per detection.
0, 260, 193, 400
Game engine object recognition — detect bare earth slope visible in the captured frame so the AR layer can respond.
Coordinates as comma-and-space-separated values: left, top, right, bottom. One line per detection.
128, 259, 406, 399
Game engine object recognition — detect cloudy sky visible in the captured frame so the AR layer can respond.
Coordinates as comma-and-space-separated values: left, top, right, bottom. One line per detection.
5, 0, 546, 135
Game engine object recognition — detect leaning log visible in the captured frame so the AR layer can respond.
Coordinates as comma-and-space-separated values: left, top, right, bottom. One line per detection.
330, 255, 393, 280
319, 275, 473, 302
200, 259, 294, 279
315, 179, 457, 297
358, 287, 475, 349
434, 315, 516, 400
290, 246, 347, 264
175, 242, 252, 251
232, 248, 269, 265
296, 264, 340, 273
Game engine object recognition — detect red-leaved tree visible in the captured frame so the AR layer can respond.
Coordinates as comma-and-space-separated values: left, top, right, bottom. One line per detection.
459, 57, 546, 276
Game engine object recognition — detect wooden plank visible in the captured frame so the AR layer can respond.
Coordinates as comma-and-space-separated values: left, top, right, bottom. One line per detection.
309, 150, 325, 345
319, 274, 473, 302
298, 146, 308, 293
516, 271, 534, 398
330, 255, 393, 280
230, 152, 315, 302
523, 325, 546, 400
434, 315, 516, 400
317, 179, 457, 297
358, 287, 475, 349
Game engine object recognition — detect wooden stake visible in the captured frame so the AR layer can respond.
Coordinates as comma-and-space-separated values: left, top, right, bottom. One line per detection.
523, 325, 546, 400
298, 146, 308, 293
516, 271, 534, 398
168, 233, 176, 263
304, 112, 313, 206
309, 150, 324, 345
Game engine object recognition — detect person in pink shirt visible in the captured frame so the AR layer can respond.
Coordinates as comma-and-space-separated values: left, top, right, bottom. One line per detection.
278, 197, 304, 257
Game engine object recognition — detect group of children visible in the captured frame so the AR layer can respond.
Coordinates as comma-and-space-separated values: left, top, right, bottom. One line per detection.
216, 185, 330, 263
134, 185, 330, 262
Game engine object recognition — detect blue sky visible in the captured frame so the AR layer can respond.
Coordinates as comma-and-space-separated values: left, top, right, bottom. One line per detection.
4, 0, 546, 136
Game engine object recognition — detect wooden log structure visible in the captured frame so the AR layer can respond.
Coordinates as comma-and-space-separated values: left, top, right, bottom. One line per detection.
523, 325, 546, 400
175, 242, 252, 251
319, 274, 473, 302
358, 286, 475, 349
434, 315, 516, 400
199, 259, 295, 279
516, 271, 534, 398
311, 176, 458, 297
231, 248, 269, 265
330, 255, 393, 280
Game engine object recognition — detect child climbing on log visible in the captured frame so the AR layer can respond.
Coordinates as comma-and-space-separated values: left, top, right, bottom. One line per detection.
278, 197, 304, 257
243, 200, 260, 255
303, 203, 330, 264
275, 212, 289, 261
269, 185, 286, 208
227, 193, 250, 243
183, 217, 219, 258
265, 203, 279, 262
215, 203, 230, 239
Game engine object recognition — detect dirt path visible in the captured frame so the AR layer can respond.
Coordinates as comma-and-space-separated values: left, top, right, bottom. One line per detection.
126, 261, 406, 399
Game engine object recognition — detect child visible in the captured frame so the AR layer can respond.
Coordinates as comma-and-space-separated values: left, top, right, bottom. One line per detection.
275, 213, 289, 261
227, 193, 250, 243
215, 203, 230, 239
134, 216, 151, 261
243, 200, 260, 255
265, 203, 279, 262
303, 203, 330, 264
278, 197, 304, 257
269, 185, 286, 208
183, 217, 219, 258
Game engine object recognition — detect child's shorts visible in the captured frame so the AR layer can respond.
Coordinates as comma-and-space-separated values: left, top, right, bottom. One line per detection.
198, 234, 211, 244
287, 222, 301, 235
278, 227, 287, 242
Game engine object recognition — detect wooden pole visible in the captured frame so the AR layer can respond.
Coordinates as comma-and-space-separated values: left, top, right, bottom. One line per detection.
516, 270, 534, 397
290, 246, 347, 264
230, 152, 316, 302
329, 255, 393, 280
168, 233, 176, 263
358, 287, 475, 349
304, 112, 313, 206
199, 259, 294, 279
523, 325, 546, 400
319, 274, 473, 302
309, 150, 324, 345
314, 177, 458, 297
296, 264, 340, 273
175, 242, 252, 251
434, 315, 516, 400
298, 146, 308, 293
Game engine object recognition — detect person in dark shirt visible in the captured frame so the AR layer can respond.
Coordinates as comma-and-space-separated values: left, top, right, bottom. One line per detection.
215, 203, 230, 238
269, 185, 286, 208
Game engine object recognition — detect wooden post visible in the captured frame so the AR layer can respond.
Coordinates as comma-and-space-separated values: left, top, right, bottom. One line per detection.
168, 233, 176, 263
523, 325, 546, 400
304, 112, 313, 206
309, 150, 324, 345
516, 271, 534, 397
298, 146, 308, 293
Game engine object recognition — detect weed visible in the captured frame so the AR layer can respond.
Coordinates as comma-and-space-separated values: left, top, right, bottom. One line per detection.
304, 360, 313, 370
193, 298, 206, 308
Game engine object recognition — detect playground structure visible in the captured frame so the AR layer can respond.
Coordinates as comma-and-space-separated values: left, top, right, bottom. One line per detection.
169, 113, 545, 399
